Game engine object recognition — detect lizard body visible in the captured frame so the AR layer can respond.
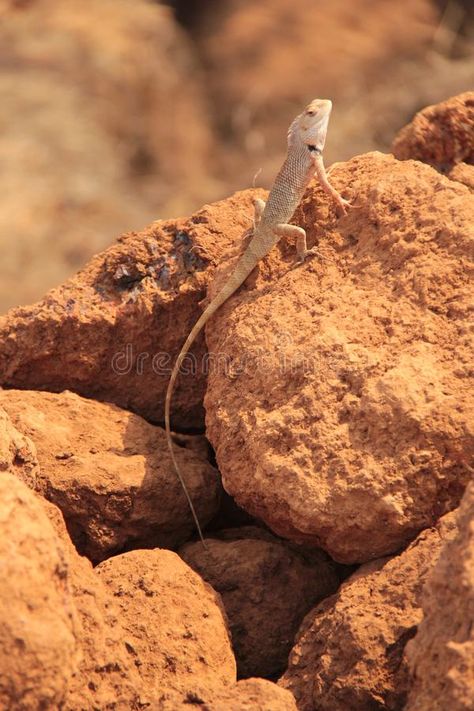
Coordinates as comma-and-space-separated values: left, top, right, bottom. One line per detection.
165, 99, 351, 545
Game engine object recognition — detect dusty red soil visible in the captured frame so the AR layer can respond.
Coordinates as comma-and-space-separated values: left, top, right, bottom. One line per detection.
0, 93, 472, 708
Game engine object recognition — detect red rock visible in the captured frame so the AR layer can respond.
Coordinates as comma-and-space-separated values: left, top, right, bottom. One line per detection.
0, 189, 262, 429
95, 548, 236, 706
41, 498, 147, 710
205, 152, 473, 563
392, 92, 474, 171
0, 475, 294, 709
180, 526, 339, 678
279, 511, 458, 711
0, 473, 77, 710
447, 161, 474, 190
404, 482, 474, 711
0, 389, 221, 561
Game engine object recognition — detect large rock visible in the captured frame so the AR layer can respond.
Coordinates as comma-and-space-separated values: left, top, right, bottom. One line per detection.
40, 498, 147, 710
392, 92, 474, 172
279, 511, 458, 711
180, 527, 339, 678
0, 472, 148, 710
404, 482, 474, 711
95, 548, 236, 706
205, 152, 473, 563
96, 546, 297, 708
0, 473, 77, 711
0, 0, 213, 312
0, 189, 262, 428
0, 389, 221, 561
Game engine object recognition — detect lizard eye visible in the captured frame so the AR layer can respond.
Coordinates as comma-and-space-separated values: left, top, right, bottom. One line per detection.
307, 110, 316, 116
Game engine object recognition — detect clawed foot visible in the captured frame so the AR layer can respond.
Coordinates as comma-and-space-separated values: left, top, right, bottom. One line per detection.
295, 246, 323, 265
334, 195, 354, 216
334, 194, 361, 216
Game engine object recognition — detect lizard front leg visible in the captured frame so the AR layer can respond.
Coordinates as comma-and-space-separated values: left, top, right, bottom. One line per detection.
272, 223, 318, 263
311, 151, 352, 214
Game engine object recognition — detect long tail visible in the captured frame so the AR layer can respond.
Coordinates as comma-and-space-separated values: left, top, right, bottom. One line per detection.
165, 253, 258, 546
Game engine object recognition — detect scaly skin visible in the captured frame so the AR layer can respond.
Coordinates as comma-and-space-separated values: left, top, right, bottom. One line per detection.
165, 98, 351, 546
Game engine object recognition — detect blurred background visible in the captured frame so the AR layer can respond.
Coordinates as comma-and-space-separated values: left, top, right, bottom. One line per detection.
0, 0, 472, 313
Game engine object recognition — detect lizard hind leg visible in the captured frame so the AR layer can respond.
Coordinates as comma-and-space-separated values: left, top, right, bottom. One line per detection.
272, 222, 319, 264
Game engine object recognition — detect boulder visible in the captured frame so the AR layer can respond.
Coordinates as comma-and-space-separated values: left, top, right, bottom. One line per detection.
392, 92, 474, 172
95, 548, 236, 706
180, 527, 339, 678
0, 389, 221, 561
0, 189, 262, 429
205, 152, 473, 563
40, 498, 147, 710
404, 482, 474, 711
279, 511, 458, 711
0, 473, 77, 710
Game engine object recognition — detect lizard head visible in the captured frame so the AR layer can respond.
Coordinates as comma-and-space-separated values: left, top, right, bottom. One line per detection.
288, 99, 332, 152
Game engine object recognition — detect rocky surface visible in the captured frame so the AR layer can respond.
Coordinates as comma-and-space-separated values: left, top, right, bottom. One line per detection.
0, 406, 38, 488
205, 151, 473, 563
279, 511, 458, 711
0, 189, 263, 429
405, 482, 474, 711
0, 389, 221, 561
41, 497, 147, 710
96, 548, 237, 707
180, 526, 339, 678
392, 91, 474, 172
0, 0, 214, 312
0, 471, 293, 709
0, 92, 473, 709
0, 473, 77, 711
